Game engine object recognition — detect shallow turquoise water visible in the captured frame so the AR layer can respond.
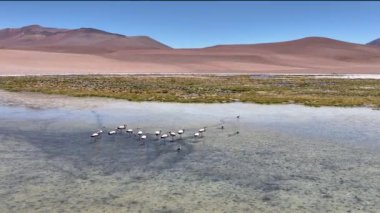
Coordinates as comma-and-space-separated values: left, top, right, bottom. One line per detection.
0, 90, 379, 212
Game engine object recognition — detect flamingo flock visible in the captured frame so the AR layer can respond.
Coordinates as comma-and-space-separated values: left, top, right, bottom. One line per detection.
90, 115, 241, 150
92, 126, 210, 141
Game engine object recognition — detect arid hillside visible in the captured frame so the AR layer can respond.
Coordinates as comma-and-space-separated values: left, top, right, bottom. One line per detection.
1, 25, 380, 75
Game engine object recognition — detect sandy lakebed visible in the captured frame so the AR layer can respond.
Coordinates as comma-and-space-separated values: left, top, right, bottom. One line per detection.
0, 90, 379, 212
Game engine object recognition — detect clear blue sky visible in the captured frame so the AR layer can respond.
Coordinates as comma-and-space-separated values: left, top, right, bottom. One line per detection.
0, 1, 379, 48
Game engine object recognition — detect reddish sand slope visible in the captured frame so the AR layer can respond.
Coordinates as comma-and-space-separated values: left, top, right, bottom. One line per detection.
103, 37, 380, 74
1, 25, 380, 75
0, 49, 186, 75
0, 49, 300, 75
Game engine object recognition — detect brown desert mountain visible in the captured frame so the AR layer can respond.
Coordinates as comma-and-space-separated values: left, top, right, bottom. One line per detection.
1, 25, 380, 75
0, 25, 170, 53
367, 38, 380, 47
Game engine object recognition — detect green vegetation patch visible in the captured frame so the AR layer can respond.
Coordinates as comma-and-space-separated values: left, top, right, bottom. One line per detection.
0, 75, 379, 107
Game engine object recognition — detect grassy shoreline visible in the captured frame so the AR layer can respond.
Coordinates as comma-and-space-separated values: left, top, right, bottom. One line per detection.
0, 75, 379, 107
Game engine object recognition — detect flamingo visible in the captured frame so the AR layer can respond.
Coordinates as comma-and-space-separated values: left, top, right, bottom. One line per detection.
178, 129, 185, 139
117, 124, 127, 134
91, 132, 100, 138
90, 129, 103, 138
161, 133, 168, 143
169, 131, 176, 141
117, 124, 127, 130
90, 129, 103, 142
126, 129, 133, 136
198, 127, 206, 137
137, 128, 142, 140
108, 130, 117, 135
155, 130, 162, 139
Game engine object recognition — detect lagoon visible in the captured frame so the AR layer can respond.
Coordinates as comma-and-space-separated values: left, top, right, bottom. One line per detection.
0, 90, 379, 212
